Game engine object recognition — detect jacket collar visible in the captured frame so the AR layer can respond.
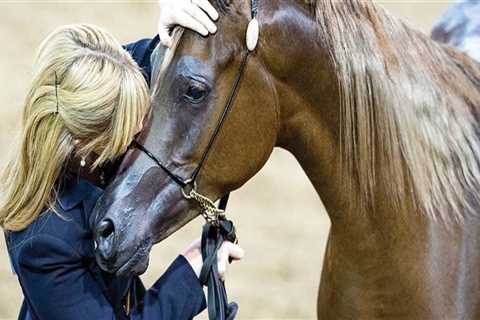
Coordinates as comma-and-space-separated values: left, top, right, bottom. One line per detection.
57, 172, 101, 211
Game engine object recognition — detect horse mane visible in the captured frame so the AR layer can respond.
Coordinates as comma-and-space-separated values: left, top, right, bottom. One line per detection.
310, 0, 480, 224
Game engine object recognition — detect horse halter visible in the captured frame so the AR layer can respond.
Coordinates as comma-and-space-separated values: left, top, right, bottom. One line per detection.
131, 0, 259, 226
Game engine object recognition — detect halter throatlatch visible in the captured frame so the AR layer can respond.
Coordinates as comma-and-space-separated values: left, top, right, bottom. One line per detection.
132, 1, 259, 319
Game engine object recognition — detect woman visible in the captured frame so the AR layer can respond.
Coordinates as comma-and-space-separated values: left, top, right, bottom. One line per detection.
0, 1, 242, 319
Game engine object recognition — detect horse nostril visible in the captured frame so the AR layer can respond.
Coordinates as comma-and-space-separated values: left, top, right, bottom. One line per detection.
95, 219, 116, 260
99, 219, 115, 238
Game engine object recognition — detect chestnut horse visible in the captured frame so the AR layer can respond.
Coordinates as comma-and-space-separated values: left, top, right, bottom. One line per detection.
93, 0, 480, 318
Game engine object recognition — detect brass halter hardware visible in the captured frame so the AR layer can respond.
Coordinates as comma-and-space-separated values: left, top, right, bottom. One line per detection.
182, 182, 226, 226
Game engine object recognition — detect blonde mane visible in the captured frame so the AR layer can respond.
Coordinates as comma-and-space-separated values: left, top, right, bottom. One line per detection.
311, 0, 480, 224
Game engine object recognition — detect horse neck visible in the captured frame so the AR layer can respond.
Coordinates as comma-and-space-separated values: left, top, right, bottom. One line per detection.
259, 1, 363, 219
273, 78, 359, 220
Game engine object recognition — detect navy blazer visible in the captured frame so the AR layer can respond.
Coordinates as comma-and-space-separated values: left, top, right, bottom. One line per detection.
123, 36, 160, 87
6, 36, 206, 320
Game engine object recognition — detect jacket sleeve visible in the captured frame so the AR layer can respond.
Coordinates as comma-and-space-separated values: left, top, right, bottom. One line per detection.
17, 234, 116, 320
132, 255, 206, 320
17, 234, 205, 320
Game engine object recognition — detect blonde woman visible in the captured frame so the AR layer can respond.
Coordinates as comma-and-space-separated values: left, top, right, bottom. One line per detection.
0, 1, 243, 319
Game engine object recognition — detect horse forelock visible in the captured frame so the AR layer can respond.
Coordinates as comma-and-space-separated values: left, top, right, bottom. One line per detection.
310, 0, 480, 225
150, 27, 185, 98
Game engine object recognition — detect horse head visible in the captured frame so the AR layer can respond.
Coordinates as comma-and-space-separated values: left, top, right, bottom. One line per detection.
92, 0, 315, 275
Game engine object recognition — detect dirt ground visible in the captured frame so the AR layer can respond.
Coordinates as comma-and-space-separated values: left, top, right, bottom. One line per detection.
0, 1, 451, 319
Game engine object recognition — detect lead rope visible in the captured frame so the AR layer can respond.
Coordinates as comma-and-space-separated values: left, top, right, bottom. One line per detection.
182, 183, 238, 319
199, 204, 238, 320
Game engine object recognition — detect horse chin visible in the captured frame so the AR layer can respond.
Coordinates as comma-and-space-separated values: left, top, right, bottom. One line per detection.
116, 249, 151, 277
96, 237, 153, 277
108, 207, 197, 277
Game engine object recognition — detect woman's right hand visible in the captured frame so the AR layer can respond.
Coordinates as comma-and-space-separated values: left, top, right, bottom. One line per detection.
182, 238, 244, 281
157, 0, 219, 48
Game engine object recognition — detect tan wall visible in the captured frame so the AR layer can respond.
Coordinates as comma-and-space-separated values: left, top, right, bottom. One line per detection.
0, 1, 452, 319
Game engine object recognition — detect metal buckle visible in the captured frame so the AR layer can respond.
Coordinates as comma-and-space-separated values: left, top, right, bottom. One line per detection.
181, 179, 196, 199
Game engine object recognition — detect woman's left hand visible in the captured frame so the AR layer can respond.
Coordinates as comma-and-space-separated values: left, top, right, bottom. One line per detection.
157, 0, 219, 48
182, 238, 244, 280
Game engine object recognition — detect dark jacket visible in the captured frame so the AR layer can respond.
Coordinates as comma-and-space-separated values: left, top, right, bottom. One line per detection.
5, 36, 206, 320
123, 36, 160, 87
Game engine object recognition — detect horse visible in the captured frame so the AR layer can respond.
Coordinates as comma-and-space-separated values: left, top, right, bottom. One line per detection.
92, 0, 480, 318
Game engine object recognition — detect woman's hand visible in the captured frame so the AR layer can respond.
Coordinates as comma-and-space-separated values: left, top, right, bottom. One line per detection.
158, 0, 219, 48
182, 238, 244, 280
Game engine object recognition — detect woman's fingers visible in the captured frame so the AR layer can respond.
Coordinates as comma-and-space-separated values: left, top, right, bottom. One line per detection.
158, 0, 218, 47
183, 239, 244, 281
176, 12, 210, 36
192, 0, 219, 21
182, 238, 203, 277
217, 242, 244, 280
184, 4, 217, 34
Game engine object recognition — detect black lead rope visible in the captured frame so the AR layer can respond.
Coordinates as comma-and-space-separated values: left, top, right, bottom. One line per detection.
199, 193, 238, 320
199, 214, 238, 320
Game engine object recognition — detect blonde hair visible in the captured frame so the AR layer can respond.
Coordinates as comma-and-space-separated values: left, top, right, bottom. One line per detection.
0, 24, 149, 231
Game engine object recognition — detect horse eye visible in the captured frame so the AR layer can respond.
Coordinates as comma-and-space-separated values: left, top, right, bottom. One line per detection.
183, 84, 208, 104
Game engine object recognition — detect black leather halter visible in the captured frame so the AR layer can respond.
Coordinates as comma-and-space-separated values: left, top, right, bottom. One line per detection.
131, 2, 258, 319
130, 49, 250, 204
131, 1, 257, 218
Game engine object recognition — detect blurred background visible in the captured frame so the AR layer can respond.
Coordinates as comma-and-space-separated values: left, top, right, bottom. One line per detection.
0, 1, 452, 319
